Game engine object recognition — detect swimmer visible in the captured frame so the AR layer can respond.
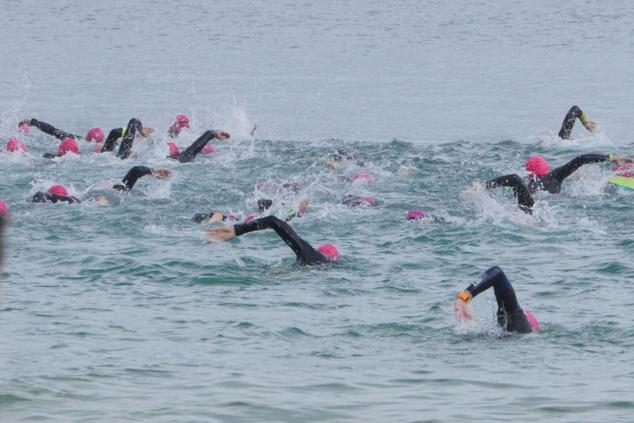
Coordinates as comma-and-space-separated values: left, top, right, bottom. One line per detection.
99, 118, 153, 159
167, 114, 190, 138
342, 195, 375, 207
454, 266, 539, 334
111, 166, 172, 192
32, 184, 81, 204
484, 153, 632, 213
406, 209, 446, 223
166, 129, 231, 162
6, 138, 28, 153
206, 215, 339, 265
193, 198, 309, 224
326, 149, 365, 169
43, 137, 80, 159
558, 105, 596, 140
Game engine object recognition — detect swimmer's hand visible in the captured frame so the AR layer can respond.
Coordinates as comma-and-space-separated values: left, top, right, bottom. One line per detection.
152, 168, 172, 179
209, 212, 225, 222
216, 130, 231, 140
582, 120, 597, 132
206, 226, 237, 242
140, 126, 154, 137
608, 154, 633, 165
19, 118, 33, 126
298, 198, 309, 215
454, 298, 473, 322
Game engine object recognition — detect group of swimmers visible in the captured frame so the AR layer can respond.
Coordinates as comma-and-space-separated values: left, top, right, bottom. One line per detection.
1, 105, 631, 335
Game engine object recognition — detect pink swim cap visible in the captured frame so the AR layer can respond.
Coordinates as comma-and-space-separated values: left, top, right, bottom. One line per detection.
202, 144, 216, 154
361, 196, 375, 205
406, 209, 427, 220
58, 138, 79, 156
175, 114, 190, 129
85, 127, 104, 143
524, 309, 540, 332
7, 138, 27, 152
48, 184, 69, 197
167, 142, 180, 158
0, 200, 8, 217
351, 172, 374, 183
525, 156, 549, 176
317, 243, 340, 261
612, 162, 633, 177
19, 123, 29, 134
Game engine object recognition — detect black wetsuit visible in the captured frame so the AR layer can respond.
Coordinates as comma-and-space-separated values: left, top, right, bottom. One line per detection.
486, 154, 609, 212
558, 105, 587, 140
233, 215, 331, 265
342, 195, 373, 207
28, 118, 79, 141
100, 127, 127, 153
175, 130, 221, 163
32, 192, 81, 204
464, 266, 533, 334
116, 119, 144, 160
113, 166, 154, 191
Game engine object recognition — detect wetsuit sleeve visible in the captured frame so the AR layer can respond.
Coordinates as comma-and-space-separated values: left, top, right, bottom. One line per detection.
30, 118, 76, 141
48, 194, 81, 204
177, 130, 219, 163
43, 152, 61, 159
558, 105, 584, 140
485, 174, 534, 213
550, 154, 608, 183
101, 128, 124, 152
464, 266, 532, 333
233, 215, 327, 265
115, 166, 153, 191
116, 119, 143, 160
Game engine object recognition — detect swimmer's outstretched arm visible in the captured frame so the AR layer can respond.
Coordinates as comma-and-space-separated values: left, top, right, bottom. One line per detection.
177, 130, 231, 163
112, 166, 171, 191
550, 154, 612, 183
558, 105, 596, 140
116, 119, 154, 160
485, 174, 534, 213
101, 127, 125, 152
20, 118, 78, 141
207, 215, 324, 265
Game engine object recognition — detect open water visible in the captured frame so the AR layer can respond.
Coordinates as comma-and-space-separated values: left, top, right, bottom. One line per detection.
1, 1, 633, 421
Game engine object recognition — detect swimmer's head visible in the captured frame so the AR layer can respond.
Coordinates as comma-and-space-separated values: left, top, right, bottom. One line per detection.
58, 138, 79, 156
7, 138, 27, 153
175, 114, 190, 129
406, 209, 427, 220
523, 309, 540, 333
167, 142, 180, 158
257, 198, 273, 211
202, 144, 216, 154
85, 128, 105, 143
361, 196, 375, 205
525, 156, 549, 177
48, 184, 69, 197
0, 200, 8, 217
351, 172, 374, 183
317, 243, 340, 261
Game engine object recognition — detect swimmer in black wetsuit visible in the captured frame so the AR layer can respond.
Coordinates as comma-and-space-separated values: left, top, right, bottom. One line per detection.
99, 118, 153, 159
193, 198, 309, 224
206, 215, 339, 265
111, 166, 172, 191
484, 153, 632, 213
454, 266, 539, 334
32, 184, 81, 204
19, 118, 81, 141
558, 105, 596, 140
168, 130, 231, 163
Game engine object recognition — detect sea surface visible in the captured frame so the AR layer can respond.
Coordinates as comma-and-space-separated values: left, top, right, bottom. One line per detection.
1, 1, 634, 422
